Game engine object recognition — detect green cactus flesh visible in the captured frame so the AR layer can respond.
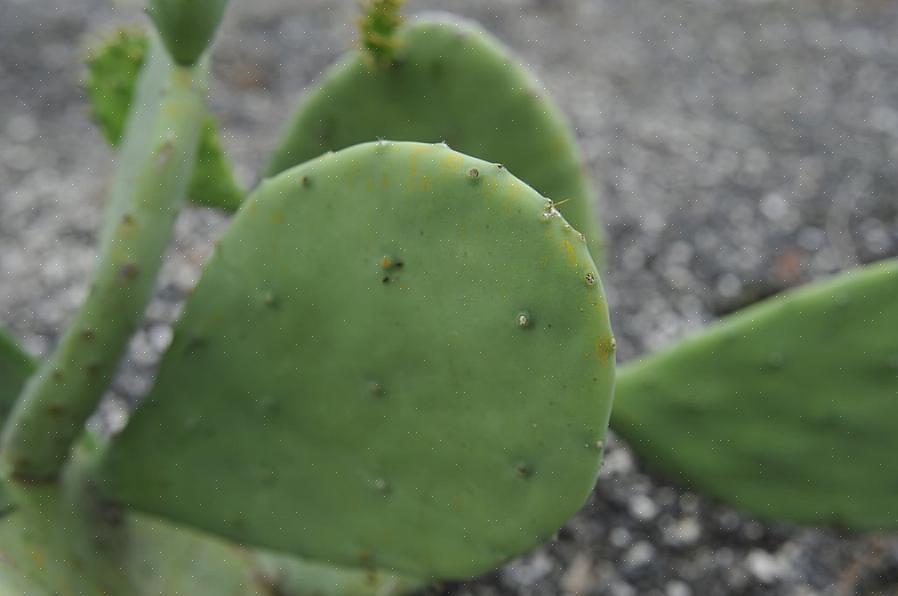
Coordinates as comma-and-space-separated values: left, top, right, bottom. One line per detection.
613, 259, 898, 530
99, 141, 616, 579
146, 0, 230, 66
252, 550, 426, 596
266, 14, 603, 261
0, 329, 35, 511
0, 452, 273, 596
86, 27, 243, 211
0, 329, 34, 423
1, 35, 208, 481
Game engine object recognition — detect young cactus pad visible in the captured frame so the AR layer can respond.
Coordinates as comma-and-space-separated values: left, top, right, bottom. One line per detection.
85, 27, 243, 211
99, 141, 616, 579
266, 14, 603, 261
613, 259, 898, 530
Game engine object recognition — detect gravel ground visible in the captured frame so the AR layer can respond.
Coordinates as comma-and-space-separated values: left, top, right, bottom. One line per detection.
2, 0, 898, 594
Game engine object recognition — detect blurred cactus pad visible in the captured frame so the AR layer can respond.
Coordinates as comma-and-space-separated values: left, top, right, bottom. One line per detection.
614, 259, 898, 529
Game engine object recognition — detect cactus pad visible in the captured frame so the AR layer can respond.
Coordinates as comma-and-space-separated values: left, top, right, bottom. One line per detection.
146, 0, 230, 66
86, 27, 243, 211
266, 14, 603, 260
100, 141, 615, 578
613, 259, 898, 529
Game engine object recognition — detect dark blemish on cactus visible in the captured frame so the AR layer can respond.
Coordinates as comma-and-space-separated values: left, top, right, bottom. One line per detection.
258, 469, 278, 485
0, 505, 18, 520
86, 363, 101, 376
516, 463, 532, 478
154, 141, 175, 168
381, 256, 403, 270
585, 272, 597, 286
516, 311, 532, 329
263, 292, 278, 308
51, 369, 64, 382
369, 381, 385, 397
257, 395, 280, 419
119, 262, 139, 280
496, 163, 505, 171
184, 336, 208, 354
80, 328, 96, 341
596, 337, 616, 361
467, 167, 480, 180
46, 402, 65, 417
120, 213, 136, 229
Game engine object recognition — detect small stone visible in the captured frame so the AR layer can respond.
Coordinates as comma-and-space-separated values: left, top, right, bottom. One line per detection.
628, 494, 659, 521
621, 541, 656, 575
561, 554, 594, 595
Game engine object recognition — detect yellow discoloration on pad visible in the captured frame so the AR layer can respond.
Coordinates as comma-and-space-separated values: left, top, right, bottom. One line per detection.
382, 173, 391, 189
420, 175, 431, 192
440, 152, 465, 172
29, 549, 45, 570
562, 239, 578, 265
595, 337, 616, 361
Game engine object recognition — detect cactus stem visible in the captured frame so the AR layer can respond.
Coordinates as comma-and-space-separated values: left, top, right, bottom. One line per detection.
0, 36, 208, 482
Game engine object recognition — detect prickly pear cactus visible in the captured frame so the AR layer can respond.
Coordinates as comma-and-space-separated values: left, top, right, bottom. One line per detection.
86, 27, 243, 211
267, 13, 603, 261
613, 259, 898, 529
99, 141, 616, 579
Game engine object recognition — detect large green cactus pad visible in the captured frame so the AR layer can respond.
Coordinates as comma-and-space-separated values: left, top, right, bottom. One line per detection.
613, 259, 898, 529
100, 141, 615, 578
86, 27, 243, 211
267, 14, 603, 260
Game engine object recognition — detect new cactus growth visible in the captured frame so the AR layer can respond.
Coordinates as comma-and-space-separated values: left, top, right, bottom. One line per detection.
1, 0, 896, 594
86, 27, 244, 211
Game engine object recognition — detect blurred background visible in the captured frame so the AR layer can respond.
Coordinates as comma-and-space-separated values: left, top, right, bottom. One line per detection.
1, 0, 897, 594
